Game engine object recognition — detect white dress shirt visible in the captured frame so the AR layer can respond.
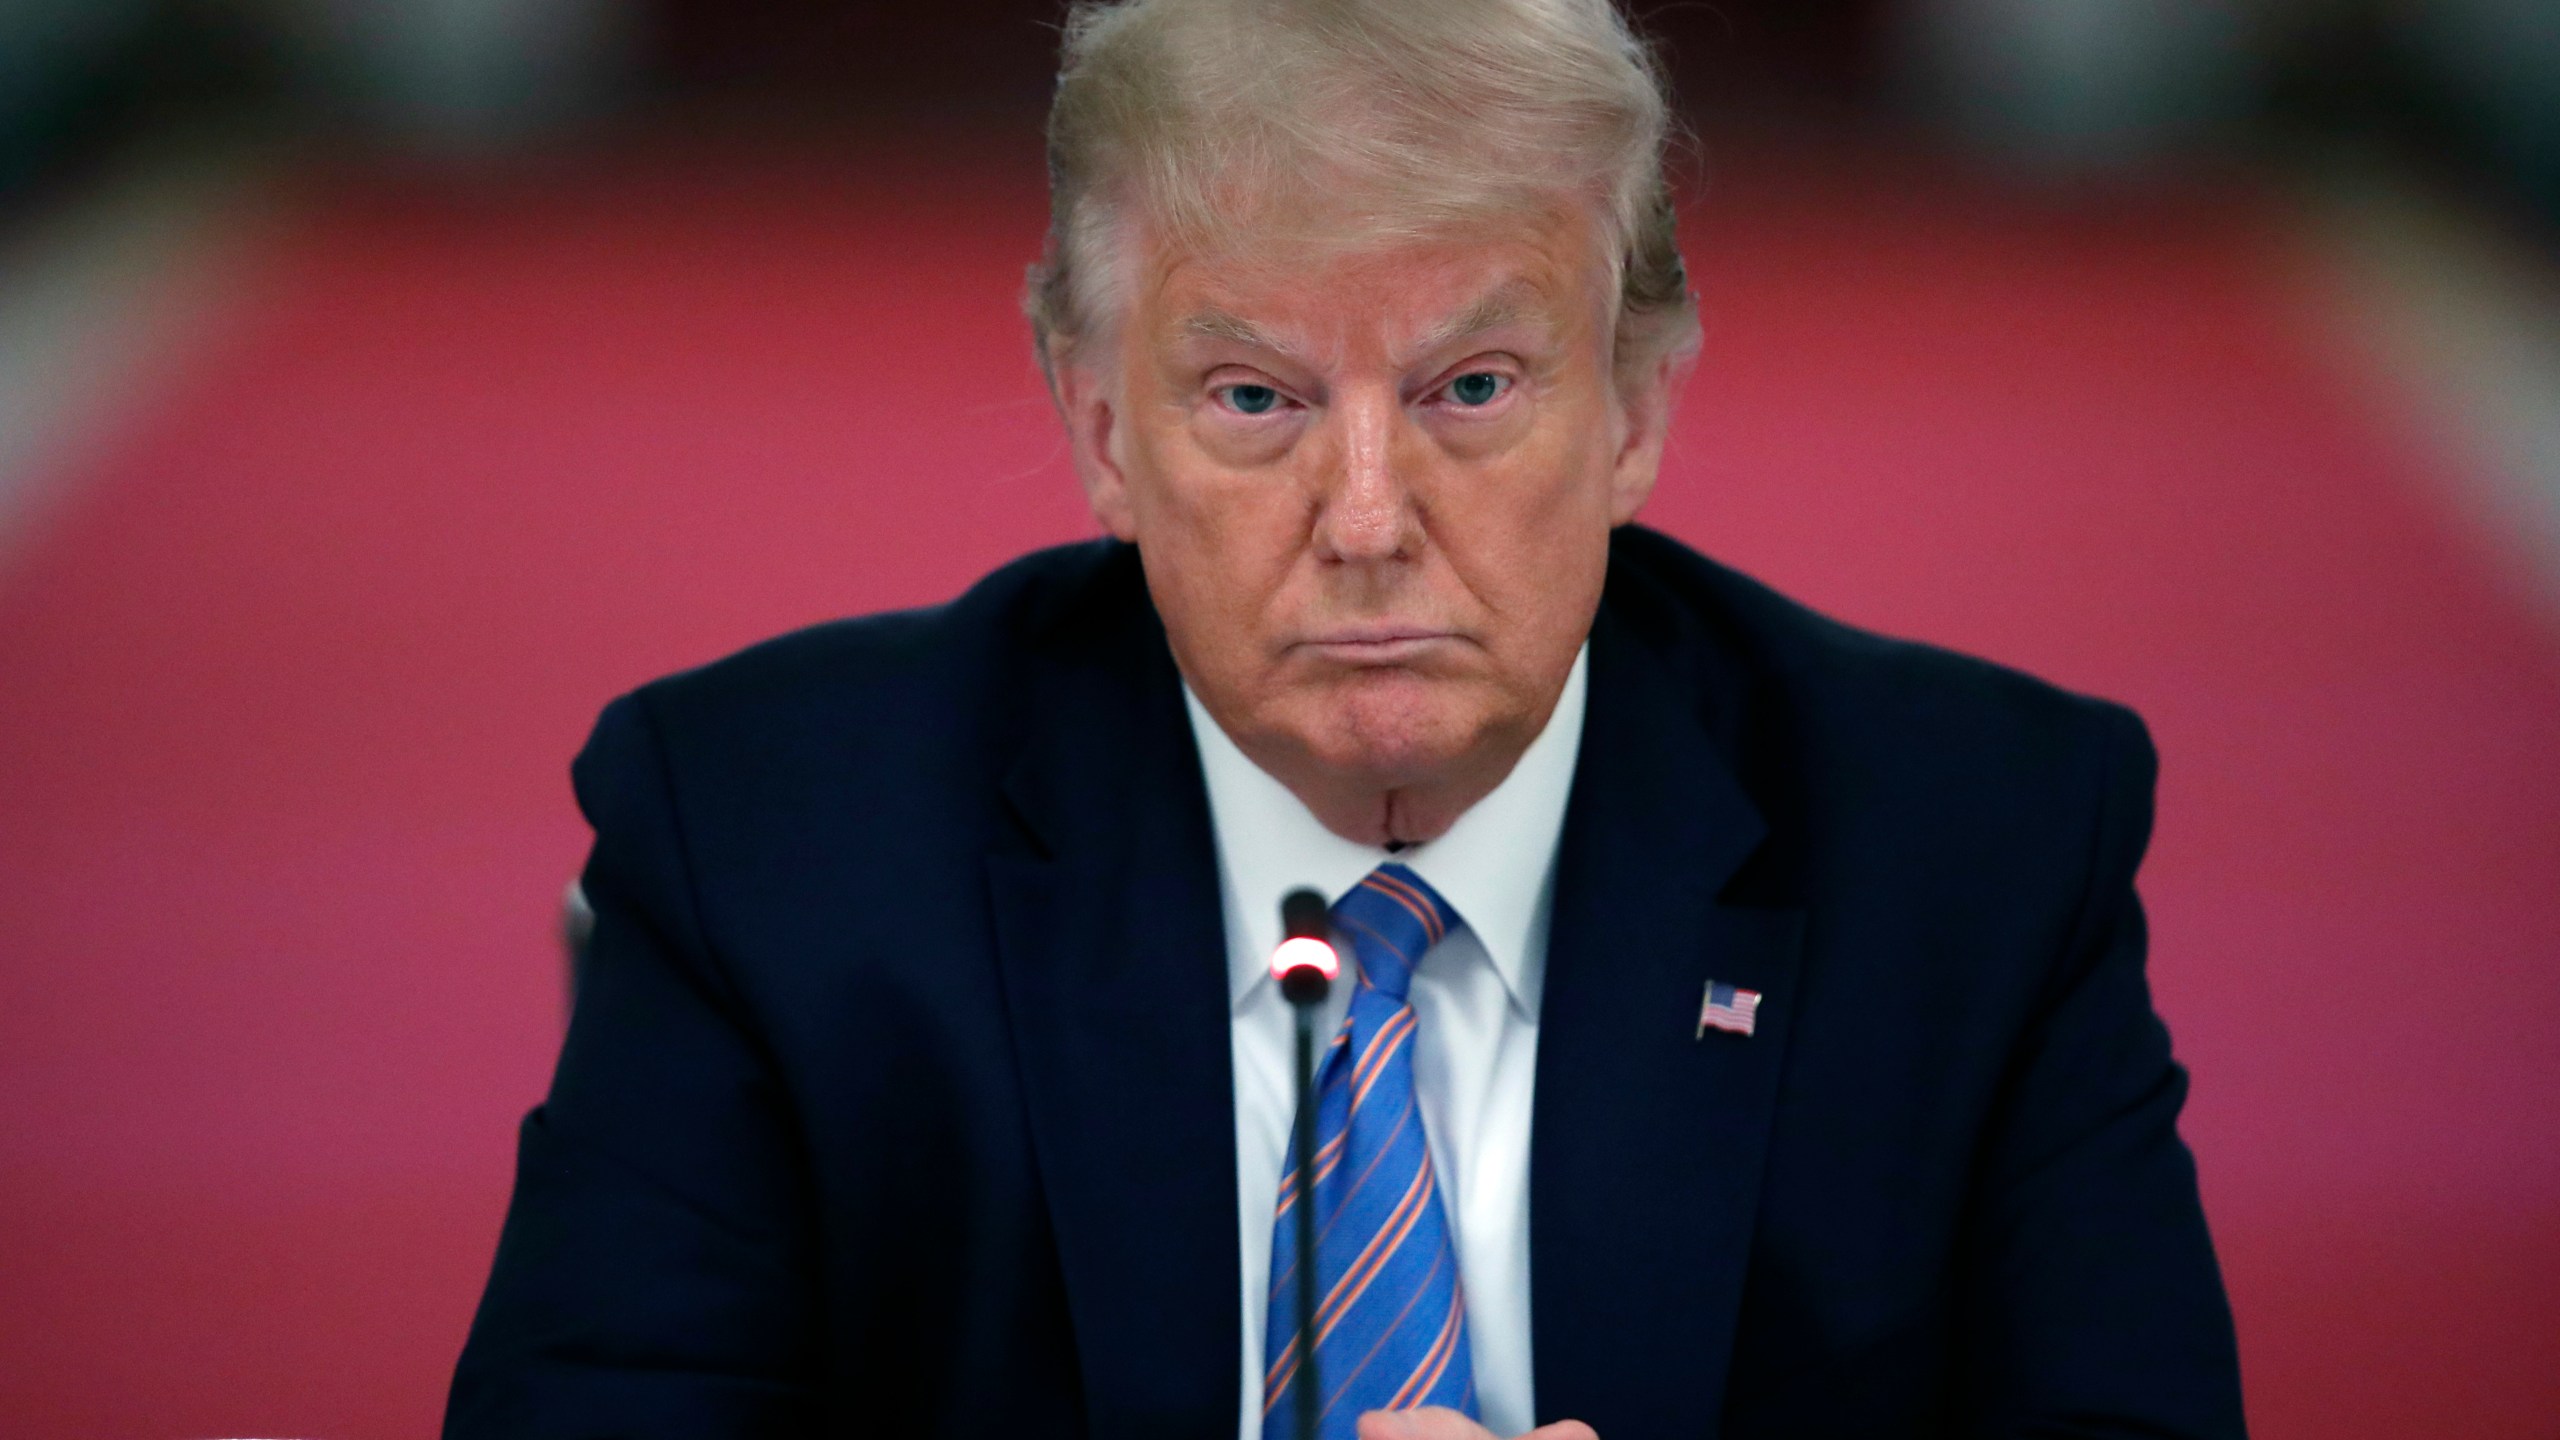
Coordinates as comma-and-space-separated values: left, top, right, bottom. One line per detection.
1184, 646, 1587, 1440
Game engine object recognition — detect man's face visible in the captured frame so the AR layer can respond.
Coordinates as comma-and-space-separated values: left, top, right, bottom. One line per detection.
1059, 205, 1674, 842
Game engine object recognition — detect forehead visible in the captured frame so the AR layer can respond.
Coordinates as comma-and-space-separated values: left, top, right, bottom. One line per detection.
1134, 205, 1610, 361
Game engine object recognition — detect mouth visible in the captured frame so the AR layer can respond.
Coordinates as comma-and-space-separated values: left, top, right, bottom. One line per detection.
1293, 626, 1462, 666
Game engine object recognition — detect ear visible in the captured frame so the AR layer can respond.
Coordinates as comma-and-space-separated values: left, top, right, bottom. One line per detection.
1053, 344, 1139, 541
1606, 345, 1691, 526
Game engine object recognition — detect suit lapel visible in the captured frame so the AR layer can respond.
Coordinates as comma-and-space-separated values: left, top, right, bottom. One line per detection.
1532, 577, 1809, 1436
985, 551, 1239, 1438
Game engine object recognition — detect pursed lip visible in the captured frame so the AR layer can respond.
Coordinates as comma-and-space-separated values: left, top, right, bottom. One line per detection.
1291, 625, 1462, 664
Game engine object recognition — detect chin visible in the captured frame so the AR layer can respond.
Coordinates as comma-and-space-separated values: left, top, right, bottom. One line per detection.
1294, 672, 1481, 784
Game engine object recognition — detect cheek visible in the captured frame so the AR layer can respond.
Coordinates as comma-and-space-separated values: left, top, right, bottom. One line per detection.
1433, 411, 1616, 658
1453, 401, 1620, 554
1126, 402, 1282, 527
1141, 457, 1306, 579
1123, 447, 1312, 647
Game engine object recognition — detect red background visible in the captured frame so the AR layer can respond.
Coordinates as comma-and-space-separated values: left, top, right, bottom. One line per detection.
2, 140, 2555, 1436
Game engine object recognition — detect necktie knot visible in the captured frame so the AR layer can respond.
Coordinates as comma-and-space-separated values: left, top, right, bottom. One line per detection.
1332, 863, 1458, 1003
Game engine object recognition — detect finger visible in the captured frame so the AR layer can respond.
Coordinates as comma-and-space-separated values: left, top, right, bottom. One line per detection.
1523, 1423, 1599, 1440
1355, 1406, 1498, 1440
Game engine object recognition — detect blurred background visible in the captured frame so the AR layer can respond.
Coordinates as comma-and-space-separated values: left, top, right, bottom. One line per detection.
1, 1, 2555, 1436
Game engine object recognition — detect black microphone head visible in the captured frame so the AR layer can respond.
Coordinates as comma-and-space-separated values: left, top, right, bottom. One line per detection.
1280, 887, 1331, 942
1278, 965, 1330, 1007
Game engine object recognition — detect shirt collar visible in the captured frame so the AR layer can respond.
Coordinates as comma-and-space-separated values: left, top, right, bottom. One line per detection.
1186, 644, 1587, 1020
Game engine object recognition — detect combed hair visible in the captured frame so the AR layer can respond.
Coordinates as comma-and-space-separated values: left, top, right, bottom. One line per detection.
1027, 0, 1697, 389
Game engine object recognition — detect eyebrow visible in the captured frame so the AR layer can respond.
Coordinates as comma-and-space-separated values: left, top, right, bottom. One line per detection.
1406, 280, 1548, 359
1179, 308, 1280, 349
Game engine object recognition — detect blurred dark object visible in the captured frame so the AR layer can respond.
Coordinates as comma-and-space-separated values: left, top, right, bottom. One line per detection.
1891, 0, 2556, 224
271, 0, 645, 157
644, 0, 2559, 227
1, 0, 640, 205
0, 1, 274, 201
1890, 0, 2260, 174
645, 0, 1895, 125
5, 1, 2553, 227
651, 0, 1060, 126
2269, 1, 2560, 229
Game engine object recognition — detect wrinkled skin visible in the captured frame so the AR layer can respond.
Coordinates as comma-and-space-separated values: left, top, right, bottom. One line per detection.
1054, 205, 1682, 846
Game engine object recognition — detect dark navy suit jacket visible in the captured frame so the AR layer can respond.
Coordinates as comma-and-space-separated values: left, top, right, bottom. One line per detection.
447, 526, 2244, 1438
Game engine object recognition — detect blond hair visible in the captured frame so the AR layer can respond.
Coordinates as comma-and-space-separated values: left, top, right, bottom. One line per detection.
1027, 0, 1696, 387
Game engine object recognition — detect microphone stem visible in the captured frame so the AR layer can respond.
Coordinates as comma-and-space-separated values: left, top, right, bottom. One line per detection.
1293, 1000, 1321, 1440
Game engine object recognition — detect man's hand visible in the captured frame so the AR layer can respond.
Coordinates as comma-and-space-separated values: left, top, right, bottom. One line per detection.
1354, 1407, 1597, 1440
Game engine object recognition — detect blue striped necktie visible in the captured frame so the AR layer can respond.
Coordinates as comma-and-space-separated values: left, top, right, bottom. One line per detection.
1263, 862, 1476, 1436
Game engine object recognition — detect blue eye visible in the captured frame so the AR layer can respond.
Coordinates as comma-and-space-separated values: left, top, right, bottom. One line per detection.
1223, 384, 1281, 415
1447, 372, 1507, 406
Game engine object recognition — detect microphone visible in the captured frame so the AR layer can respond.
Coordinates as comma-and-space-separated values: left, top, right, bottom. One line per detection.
1275, 887, 1338, 1004
1272, 887, 1335, 1440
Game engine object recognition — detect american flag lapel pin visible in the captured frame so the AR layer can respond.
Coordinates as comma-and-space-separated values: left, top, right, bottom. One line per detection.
1696, 979, 1762, 1038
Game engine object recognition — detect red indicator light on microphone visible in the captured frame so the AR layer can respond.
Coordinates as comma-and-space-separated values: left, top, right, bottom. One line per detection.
1270, 936, 1340, 983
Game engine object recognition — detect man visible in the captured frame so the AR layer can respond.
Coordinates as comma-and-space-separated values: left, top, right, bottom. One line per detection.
447, 0, 2244, 1435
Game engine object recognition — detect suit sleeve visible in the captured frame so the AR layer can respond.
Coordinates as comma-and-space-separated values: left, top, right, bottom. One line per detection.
445, 693, 823, 1439
1950, 706, 2247, 1439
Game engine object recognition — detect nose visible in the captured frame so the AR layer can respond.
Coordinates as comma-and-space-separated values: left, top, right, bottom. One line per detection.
1311, 388, 1421, 565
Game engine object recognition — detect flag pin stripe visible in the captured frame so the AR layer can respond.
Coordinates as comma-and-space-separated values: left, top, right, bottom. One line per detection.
1696, 979, 1762, 1038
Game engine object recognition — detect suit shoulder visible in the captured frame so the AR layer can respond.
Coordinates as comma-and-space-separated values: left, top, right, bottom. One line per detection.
1613, 524, 2145, 764
613, 537, 1129, 755
1608, 526, 2153, 875
567, 538, 1144, 914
